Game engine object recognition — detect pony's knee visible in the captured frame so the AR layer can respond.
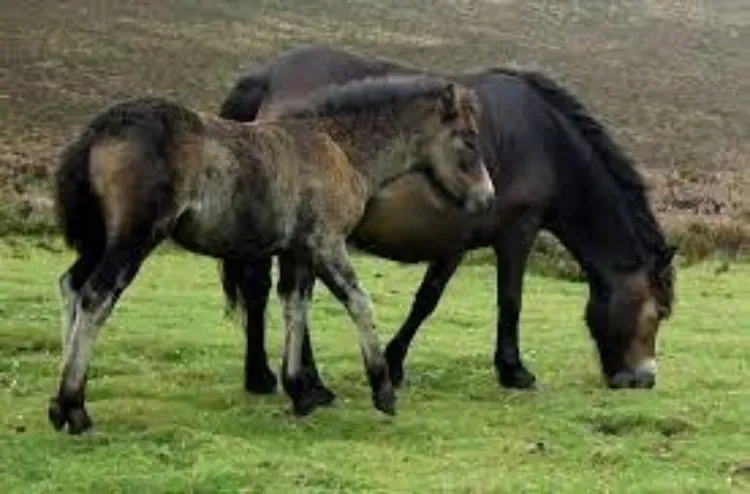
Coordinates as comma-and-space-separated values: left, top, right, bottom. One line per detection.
346, 289, 372, 321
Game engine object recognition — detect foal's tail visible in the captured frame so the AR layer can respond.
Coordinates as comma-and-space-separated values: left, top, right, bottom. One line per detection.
53, 128, 106, 256
54, 97, 205, 256
218, 71, 269, 122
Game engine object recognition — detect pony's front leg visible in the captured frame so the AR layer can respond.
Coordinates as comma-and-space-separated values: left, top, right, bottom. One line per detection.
48, 242, 151, 434
492, 215, 542, 390
385, 256, 463, 388
277, 255, 323, 416
316, 241, 396, 416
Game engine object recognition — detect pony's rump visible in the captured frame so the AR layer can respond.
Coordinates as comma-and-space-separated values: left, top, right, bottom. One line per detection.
53, 97, 205, 253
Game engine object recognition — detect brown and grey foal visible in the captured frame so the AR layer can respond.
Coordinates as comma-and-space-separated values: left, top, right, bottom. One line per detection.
49, 75, 494, 434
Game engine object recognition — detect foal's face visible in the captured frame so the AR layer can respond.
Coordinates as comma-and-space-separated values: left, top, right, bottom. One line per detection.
417, 84, 495, 215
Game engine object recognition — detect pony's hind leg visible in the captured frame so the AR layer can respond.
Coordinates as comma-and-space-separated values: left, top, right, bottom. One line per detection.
222, 257, 278, 394
277, 254, 322, 416
48, 240, 154, 434
316, 241, 396, 416
59, 253, 103, 354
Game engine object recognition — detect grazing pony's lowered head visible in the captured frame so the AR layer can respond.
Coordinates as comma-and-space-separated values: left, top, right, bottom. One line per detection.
523, 69, 678, 390
583, 217, 677, 390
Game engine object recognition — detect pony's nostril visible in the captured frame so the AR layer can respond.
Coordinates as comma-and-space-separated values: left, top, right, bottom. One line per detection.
607, 371, 635, 389
634, 370, 656, 389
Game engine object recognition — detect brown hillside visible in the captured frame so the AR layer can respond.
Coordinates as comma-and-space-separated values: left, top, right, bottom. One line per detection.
2, 0, 749, 258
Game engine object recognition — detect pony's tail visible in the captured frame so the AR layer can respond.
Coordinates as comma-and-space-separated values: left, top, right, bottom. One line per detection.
218, 73, 269, 122
53, 128, 106, 256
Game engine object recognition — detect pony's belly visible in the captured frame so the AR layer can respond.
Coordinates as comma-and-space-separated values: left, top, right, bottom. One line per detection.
350, 174, 475, 263
171, 199, 282, 258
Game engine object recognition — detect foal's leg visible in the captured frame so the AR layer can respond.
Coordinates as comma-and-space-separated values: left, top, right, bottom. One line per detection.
59, 253, 102, 353
493, 215, 541, 390
277, 255, 320, 416
297, 279, 336, 406
228, 257, 336, 404
316, 242, 396, 416
384, 256, 463, 388
48, 240, 154, 434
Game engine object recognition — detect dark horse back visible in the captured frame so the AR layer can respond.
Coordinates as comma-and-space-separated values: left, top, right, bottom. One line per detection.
218, 44, 418, 123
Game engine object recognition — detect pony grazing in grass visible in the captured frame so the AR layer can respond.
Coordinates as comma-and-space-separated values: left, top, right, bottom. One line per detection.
49, 75, 495, 434
218, 44, 677, 398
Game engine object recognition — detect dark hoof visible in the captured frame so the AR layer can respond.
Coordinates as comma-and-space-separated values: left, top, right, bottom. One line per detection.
48, 397, 93, 435
284, 370, 333, 417
245, 367, 278, 394
384, 347, 405, 389
310, 382, 337, 407
373, 385, 397, 416
499, 365, 537, 390
290, 391, 322, 417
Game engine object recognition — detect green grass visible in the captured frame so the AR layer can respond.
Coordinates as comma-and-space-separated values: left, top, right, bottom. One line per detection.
1, 237, 749, 493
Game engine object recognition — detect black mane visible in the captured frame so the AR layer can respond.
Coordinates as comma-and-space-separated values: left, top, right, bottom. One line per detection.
276, 74, 449, 119
492, 66, 675, 309
488, 69, 655, 230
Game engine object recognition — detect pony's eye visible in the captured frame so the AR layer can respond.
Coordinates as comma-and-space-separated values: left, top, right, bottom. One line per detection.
464, 138, 477, 151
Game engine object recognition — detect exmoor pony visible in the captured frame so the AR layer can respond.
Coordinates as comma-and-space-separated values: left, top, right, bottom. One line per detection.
49, 75, 495, 434
218, 44, 677, 399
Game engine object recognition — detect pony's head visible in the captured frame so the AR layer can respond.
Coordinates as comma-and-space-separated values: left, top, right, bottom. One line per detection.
585, 245, 676, 389
411, 82, 495, 216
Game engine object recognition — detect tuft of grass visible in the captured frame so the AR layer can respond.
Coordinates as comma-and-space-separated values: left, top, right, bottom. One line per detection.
0, 237, 749, 493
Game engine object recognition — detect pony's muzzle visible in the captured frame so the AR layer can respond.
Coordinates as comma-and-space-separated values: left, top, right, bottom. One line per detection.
607, 359, 657, 390
464, 163, 495, 215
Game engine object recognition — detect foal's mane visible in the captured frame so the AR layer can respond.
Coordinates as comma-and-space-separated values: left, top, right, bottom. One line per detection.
275, 74, 449, 119
491, 67, 675, 308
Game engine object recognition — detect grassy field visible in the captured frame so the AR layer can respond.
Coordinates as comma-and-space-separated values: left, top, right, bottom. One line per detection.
1, 1, 750, 491
0, 237, 748, 493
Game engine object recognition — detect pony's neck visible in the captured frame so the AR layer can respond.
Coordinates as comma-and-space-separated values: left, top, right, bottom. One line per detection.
317, 105, 426, 193
554, 177, 648, 286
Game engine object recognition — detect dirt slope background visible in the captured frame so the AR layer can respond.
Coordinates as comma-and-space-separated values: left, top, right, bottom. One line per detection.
2, 0, 749, 264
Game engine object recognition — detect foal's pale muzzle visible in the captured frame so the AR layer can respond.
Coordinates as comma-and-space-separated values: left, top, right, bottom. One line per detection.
464, 162, 495, 215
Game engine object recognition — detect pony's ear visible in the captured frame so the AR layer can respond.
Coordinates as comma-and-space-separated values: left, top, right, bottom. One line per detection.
437, 83, 459, 122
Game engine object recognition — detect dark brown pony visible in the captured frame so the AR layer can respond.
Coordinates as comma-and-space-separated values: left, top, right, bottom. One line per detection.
218, 44, 677, 399
49, 75, 494, 434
